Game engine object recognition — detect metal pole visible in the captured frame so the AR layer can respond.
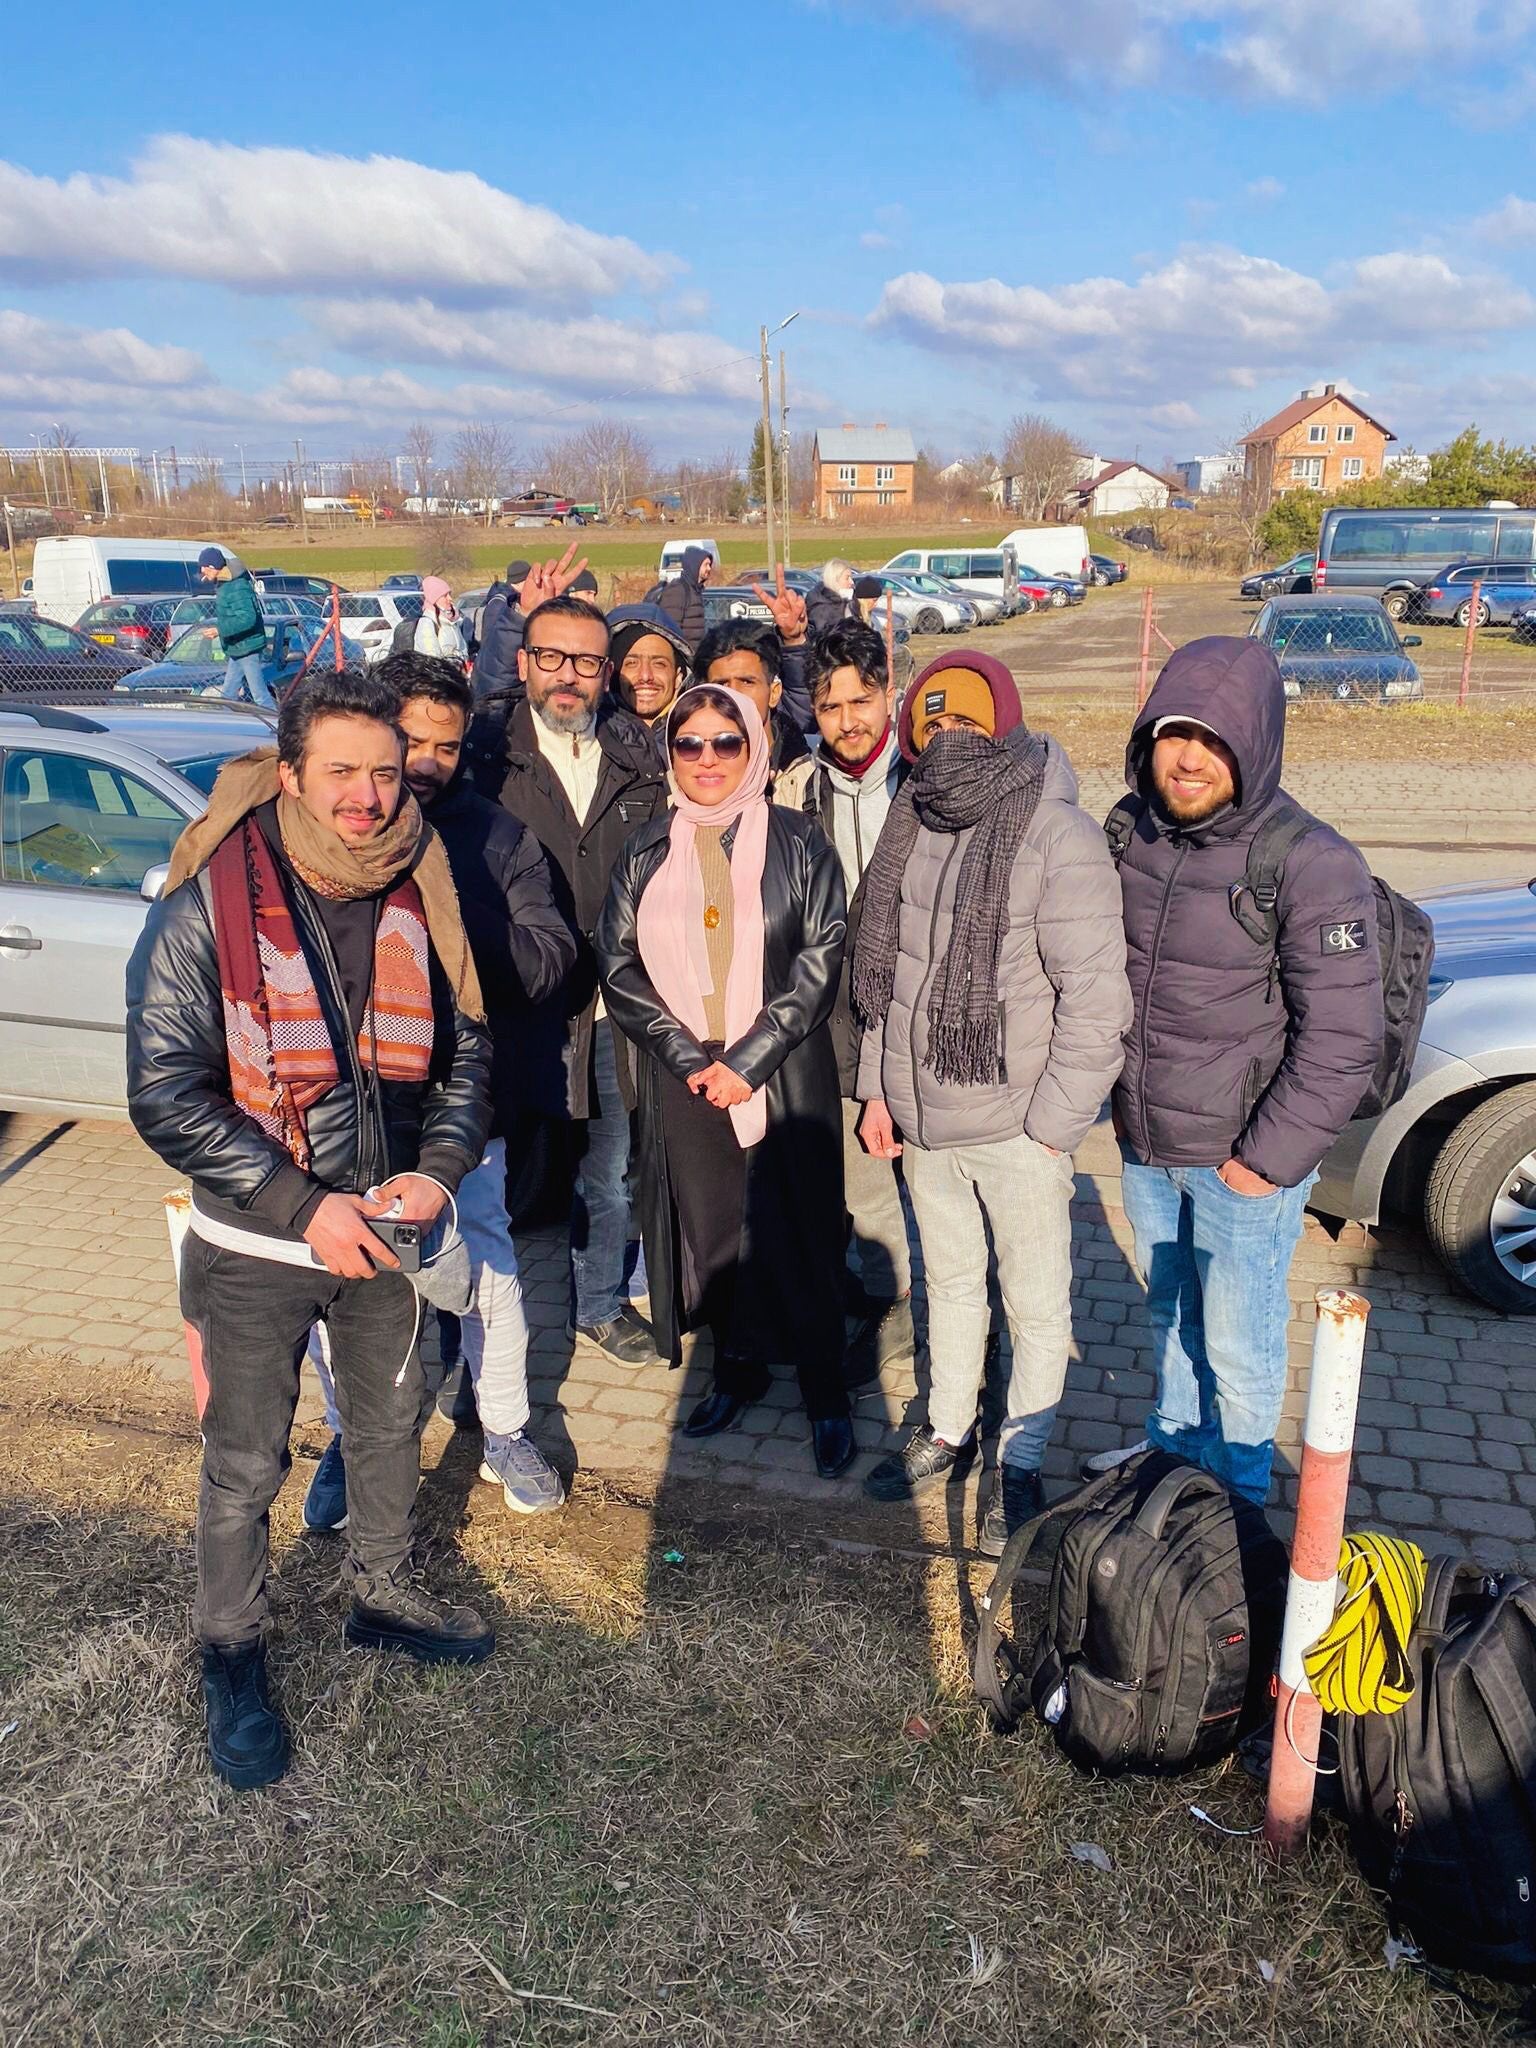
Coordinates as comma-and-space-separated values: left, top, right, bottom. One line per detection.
759, 324, 777, 573
239, 445, 249, 506
1457, 578, 1481, 709
779, 347, 791, 569
2, 499, 19, 598
1263, 1286, 1371, 1863
296, 441, 311, 546
1135, 586, 1155, 709
97, 450, 112, 521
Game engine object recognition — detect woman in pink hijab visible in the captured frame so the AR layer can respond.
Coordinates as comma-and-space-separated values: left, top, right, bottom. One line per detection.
595, 683, 855, 1479
412, 575, 467, 666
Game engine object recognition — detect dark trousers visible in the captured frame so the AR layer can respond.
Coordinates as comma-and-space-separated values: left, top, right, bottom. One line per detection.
659, 1055, 848, 1423
181, 1233, 424, 1646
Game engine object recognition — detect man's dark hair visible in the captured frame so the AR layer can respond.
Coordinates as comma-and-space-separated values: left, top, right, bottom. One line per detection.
523, 594, 610, 647
695, 618, 782, 684
375, 649, 473, 722
808, 620, 889, 703
665, 687, 747, 749
278, 667, 402, 773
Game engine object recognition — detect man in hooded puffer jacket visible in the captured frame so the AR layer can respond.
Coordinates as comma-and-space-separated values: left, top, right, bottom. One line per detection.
1087, 636, 1384, 1506
853, 652, 1131, 1554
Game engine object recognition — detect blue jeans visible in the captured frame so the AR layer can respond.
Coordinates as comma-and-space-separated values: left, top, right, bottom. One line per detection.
219, 649, 276, 709
571, 1023, 637, 1328
1119, 1153, 1316, 1504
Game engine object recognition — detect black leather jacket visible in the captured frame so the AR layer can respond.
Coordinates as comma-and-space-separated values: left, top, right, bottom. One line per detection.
126, 866, 492, 1240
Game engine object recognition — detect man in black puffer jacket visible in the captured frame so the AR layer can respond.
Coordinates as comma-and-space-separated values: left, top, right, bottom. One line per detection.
1088, 636, 1384, 1505
126, 668, 495, 1790
653, 543, 712, 652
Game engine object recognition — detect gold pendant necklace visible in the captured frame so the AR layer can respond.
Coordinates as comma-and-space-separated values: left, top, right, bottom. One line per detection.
703, 904, 721, 931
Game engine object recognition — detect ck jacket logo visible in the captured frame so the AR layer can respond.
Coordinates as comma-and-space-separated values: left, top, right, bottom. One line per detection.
1321, 920, 1369, 954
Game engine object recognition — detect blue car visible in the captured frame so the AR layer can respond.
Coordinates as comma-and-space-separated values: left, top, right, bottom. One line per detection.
1016, 563, 1086, 606
1413, 559, 1536, 628
113, 619, 316, 701
1249, 594, 1423, 703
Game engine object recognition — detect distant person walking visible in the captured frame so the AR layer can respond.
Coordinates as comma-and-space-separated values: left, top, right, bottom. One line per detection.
653, 544, 713, 653
198, 547, 273, 709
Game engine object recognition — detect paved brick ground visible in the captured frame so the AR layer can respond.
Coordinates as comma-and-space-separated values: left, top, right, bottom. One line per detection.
2, 1109, 1533, 1567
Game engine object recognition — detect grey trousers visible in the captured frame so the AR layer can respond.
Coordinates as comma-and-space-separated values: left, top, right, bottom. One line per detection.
902, 1130, 1076, 1468
842, 1097, 912, 1298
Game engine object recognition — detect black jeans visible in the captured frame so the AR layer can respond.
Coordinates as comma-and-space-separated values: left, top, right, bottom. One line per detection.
181, 1233, 424, 1646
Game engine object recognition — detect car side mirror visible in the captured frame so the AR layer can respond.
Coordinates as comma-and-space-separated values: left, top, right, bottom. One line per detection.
1403, 636, 1422, 648
140, 862, 170, 902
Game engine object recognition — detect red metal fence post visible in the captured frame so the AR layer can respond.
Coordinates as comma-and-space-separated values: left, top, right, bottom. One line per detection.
1457, 578, 1481, 709
1135, 587, 1154, 710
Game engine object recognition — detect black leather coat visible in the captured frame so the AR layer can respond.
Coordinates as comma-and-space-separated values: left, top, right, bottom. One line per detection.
126, 865, 492, 1241
594, 803, 848, 1366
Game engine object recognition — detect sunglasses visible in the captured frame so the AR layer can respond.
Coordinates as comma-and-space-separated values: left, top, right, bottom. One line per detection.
672, 732, 748, 762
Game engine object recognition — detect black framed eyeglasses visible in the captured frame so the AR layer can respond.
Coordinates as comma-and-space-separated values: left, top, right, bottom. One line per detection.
527, 645, 609, 680
672, 732, 748, 762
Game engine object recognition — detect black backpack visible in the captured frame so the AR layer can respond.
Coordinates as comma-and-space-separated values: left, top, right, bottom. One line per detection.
1336, 1558, 1536, 1981
1105, 793, 1434, 1120
974, 1449, 1288, 1776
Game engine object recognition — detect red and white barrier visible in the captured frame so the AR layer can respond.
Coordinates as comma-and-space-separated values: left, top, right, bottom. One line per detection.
164, 1186, 210, 1422
1263, 1285, 1371, 1861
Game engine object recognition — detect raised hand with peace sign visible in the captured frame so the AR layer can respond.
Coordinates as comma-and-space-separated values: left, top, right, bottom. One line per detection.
748, 564, 808, 647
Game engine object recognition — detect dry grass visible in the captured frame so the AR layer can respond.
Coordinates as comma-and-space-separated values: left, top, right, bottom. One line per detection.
0, 1357, 1521, 2048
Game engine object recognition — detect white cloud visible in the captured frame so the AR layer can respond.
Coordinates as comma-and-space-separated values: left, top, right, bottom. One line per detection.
0, 310, 205, 388
0, 135, 672, 306
1245, 176, 1285, 201
1473, 194, 1536, 242
888, 0, 1534, 102
305, 299, 764, 403
870, 244, 1533, 404
860, 231, 897, 250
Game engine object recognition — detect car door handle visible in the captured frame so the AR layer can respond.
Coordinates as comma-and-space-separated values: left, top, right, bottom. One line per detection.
0, 928, 42, 952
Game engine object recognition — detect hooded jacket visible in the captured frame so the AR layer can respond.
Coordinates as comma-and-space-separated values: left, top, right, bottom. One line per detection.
214, 562, 265, 660
856, 735, 1130, 1154
470, 588, 527, 700
654, 546, 709, 652
1112, 636, 1384, 1187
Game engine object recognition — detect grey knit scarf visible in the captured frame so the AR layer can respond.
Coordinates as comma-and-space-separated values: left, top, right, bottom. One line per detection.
851, 726, 1048, 1087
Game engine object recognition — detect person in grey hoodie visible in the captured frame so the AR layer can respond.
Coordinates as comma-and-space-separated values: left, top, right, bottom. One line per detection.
776, 621, 912, 1362
853, 651, 1130, 1554
1085, 637, 1384, 1505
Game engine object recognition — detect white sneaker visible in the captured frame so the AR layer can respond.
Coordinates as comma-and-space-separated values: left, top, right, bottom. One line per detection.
1079, 1438, 1151, 1479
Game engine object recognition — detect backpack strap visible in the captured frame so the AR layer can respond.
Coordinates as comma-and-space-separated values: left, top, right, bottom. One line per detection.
1231, 795, 1322, 946
1417, 1555, 1485, 1640
1103, 794, 1144, 866
1132, 1461, 1228, 1540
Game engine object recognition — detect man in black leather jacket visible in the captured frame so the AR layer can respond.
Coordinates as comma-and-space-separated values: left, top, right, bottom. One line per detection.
126, 668, 494, 1790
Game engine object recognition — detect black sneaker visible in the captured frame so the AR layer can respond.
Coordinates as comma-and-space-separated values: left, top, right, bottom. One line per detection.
843, 1291, 916, 1388
302, 1434, 348, 1532
436, 1363, 481, 1430
568, 1306, 660, 1368
200, 1640, 290, 1789
863, 1423, 972, 1502
978, 1465, 1046, 1559
344, 1565, 495, 1666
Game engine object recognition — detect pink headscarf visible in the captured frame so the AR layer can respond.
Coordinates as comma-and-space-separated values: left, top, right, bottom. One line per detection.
421, 574, 455, 617
636, 685, 772, 1150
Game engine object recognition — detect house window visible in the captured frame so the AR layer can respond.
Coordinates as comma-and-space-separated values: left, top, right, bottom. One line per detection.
834, 491, 855, 507
1307, 424, 1328, 444
837, 464, 857, 486
875, 464, 895, 488
1341, 456, 1363, 480
1290, 456, 1325, 485
877, 491, 895, 506
1337, 424, 1356, 443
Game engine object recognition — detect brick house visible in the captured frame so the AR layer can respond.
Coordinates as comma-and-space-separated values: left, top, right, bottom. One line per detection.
1239, 386, 1395, 500
812, 424, 917, 518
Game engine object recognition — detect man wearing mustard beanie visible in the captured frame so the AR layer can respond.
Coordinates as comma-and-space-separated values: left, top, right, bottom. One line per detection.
851, 650, 1131, 1553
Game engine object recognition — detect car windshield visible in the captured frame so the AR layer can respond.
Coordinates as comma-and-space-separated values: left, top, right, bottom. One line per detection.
170, 748, 255, 797
1270, 608, 1396, 654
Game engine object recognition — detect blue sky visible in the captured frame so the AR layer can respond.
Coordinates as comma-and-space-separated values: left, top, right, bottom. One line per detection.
4, 0, 1536, 474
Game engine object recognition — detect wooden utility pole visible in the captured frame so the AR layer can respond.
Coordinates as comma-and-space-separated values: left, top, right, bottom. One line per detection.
295, 440, 311, 546
778, 349, 791, 569
759, 325, 777, 573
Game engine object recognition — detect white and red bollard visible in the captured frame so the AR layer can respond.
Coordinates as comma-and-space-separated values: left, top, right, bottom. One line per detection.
1263, 1285, 1371, 1862
163, 1187, 210, 1422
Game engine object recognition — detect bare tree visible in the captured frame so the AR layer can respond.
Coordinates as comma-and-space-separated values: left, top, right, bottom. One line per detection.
452, 423, 519, 528
543, 419, 654, 519
404, 419, 438, 513
996, 413, 1081, 520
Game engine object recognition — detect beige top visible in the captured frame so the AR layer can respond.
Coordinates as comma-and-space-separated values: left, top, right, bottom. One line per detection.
694, 826, 736, 1045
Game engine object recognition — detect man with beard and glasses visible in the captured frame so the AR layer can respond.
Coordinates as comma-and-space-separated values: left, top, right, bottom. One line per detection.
775, 621, 914, 1366
301, 653, 576, 1530
853, 652, 1130, 1556
126, 668, 494, 1788
1082, 637, 1383, 1506
494, 594, 669, 1366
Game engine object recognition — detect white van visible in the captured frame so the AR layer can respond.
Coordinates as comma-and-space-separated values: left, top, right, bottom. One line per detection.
30, 536, 216, 627
997, 525, 1092, 584
880, 545, 1019, 610
657, 537, 721, 583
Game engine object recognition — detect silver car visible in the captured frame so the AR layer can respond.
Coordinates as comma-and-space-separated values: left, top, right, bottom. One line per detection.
0, 700, 275, 1115
1315, 875, 1536, 1314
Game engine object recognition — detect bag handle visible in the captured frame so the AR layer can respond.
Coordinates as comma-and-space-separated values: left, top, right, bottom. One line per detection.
1417, 1555, 1484, 1640
972, 1460, 1139, 1727
1132, 1461, 1227, 1542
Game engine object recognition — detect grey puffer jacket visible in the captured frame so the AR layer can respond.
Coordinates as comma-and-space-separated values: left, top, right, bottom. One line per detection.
1112, 637, 1385, 1187
857, 741, 1131, 1152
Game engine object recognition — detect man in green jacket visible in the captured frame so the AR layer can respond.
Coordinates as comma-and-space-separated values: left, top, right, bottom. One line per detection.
198, 547, 275, 709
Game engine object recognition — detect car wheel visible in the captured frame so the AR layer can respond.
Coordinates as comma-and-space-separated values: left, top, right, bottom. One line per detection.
1049, 589, 1067, 607
1424, 1083, 1536, 1314
913, 608, 943, 634
1455, 598, 1490, 629
1381, 590, 1412, 622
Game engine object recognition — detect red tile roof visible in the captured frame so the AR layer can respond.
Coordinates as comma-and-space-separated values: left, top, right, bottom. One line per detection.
1239, 392, 1395, 445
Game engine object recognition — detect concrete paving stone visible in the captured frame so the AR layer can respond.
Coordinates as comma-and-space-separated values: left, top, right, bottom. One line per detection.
738, 1409, 781, 1436
1387, 1430, 1477, 1464
1088, 1279, 1144, 1304
1440, 1501, 1536, 1543
608, 1419, 670, 1455
1065, 1419, 1121, 1453
1376, 1490, 1436, 1524
1072, 1319, 1119, 1347
1392, 1377, 1453, 1410
1419, 1461, 1511, 1502
1461, 1358, 1526, 1390
1513, 1475, 1536, 1508
1428, 1314, 1482, 1339
1478, 1440, 1524, 1474
1471, 1338, 1536, 1371
1446, 1383, 1510, 1416
1358, 1398, 1417, 1430
1357, 1454, 1416, 1488
591, 1386, 669, 1422
1057, 1389, 1118, 1422
1369, 1308, 1428, 1333
14, 1315, 83, 1343
1508, 1392, 1536, 1422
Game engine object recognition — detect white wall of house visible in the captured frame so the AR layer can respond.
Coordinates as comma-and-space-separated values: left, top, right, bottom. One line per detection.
1085, 468, 1170, 516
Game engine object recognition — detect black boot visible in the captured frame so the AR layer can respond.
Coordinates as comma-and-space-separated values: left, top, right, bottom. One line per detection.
978, 1466, 1045, 1559
345, 1564, 496, 1666
200, 1640, 290, 1789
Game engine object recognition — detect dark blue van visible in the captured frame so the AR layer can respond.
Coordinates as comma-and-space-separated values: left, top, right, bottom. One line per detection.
1316, 505, 1536, 619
